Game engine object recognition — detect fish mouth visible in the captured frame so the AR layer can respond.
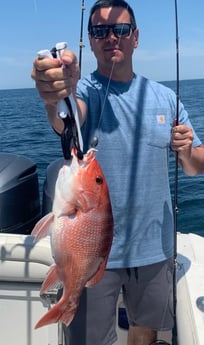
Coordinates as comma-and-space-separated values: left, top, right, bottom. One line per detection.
67, 151, 91, 177
61, 148, 96, 180
79, 148, 96, 165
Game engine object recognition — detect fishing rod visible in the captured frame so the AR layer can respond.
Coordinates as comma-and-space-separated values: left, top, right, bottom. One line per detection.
79, 0, 85, 77
172, 0, 179, 344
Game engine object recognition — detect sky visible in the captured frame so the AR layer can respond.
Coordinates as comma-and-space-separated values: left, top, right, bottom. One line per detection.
0, 0, 204, 89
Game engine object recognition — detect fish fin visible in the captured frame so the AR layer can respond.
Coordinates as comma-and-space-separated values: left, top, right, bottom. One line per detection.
35, 295, 78, 329
40, 264, 63, 294
85, 256, 107, 288
31, 212, 54, 241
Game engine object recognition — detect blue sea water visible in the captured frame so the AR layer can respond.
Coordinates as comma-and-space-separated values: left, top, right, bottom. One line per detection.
0, 79, 204, 236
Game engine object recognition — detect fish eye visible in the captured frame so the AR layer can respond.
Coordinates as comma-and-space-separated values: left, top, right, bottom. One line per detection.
96, 175, 103, 184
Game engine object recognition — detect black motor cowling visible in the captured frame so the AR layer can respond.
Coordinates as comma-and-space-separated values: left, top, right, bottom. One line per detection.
0, 153, 41, 234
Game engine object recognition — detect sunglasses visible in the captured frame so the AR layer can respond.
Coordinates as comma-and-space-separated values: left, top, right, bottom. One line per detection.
89, 23, 135, 39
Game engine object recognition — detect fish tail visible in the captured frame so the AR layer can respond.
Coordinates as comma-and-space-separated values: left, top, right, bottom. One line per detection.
35, 297, 78, 329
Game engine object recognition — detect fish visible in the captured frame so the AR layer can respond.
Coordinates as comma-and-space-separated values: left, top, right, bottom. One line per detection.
31, 148, 113, 329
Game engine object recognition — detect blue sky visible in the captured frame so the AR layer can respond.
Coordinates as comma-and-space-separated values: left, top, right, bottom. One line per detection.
0, 0, 204, 89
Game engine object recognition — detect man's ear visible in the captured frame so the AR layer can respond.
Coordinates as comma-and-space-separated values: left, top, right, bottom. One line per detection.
89, 34, 94, 51
133, 28, 139, 49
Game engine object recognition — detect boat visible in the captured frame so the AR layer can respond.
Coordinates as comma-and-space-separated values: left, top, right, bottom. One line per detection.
1, 231, 204, 345
1, 153, 204, 345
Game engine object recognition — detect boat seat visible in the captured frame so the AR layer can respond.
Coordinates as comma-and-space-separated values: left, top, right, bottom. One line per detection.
0, 233, 59, 345
0, 233, 53, 282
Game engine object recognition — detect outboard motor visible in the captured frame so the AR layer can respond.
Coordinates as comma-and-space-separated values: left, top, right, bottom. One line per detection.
42, 158, 64, 215
0, 153, 41, 234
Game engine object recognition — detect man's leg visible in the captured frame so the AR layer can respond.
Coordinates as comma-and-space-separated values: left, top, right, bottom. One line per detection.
63, 269, 124, 345
124, 258, 174, 345
127, 325, 156, 345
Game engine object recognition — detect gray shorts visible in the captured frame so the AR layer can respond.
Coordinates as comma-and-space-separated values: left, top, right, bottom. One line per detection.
63, 257, 174, 345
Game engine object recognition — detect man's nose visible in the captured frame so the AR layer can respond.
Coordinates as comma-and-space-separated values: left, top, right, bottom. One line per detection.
106, 28, 117, 40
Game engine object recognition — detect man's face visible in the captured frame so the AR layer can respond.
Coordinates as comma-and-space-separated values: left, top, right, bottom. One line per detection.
89, 6, 139, 73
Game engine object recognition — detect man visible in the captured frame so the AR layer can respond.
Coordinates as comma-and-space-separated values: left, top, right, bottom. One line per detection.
32, 1, 204, 344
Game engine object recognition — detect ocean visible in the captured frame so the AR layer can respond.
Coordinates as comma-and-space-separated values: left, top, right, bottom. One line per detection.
0, 79, 204, 236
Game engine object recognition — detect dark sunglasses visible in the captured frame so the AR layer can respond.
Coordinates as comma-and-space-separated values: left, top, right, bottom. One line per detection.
89, 23, 135, 39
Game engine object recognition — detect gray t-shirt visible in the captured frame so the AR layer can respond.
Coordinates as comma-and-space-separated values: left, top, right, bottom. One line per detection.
76, 71, 201, 268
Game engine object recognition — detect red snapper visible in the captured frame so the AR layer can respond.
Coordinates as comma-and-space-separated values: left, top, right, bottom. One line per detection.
31, 148, 113, 328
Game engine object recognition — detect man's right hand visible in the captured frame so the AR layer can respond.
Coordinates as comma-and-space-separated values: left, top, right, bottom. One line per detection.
31, 50, 80, 105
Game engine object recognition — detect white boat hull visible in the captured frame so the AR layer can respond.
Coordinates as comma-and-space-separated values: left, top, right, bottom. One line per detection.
0, 232, 204, 345
176, 233, 204, 345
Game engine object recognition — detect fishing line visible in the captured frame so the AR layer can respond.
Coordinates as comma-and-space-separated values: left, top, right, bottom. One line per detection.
90, 18, 132, 148
90, 59, 116, 148
78, 0, 116, 148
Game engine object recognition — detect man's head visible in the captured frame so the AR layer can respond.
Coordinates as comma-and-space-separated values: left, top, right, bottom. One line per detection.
88, 0, 137, 34
87, 0, 139, 80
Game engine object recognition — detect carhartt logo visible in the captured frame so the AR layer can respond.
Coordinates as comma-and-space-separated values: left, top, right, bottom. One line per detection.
157, 115, 165, 124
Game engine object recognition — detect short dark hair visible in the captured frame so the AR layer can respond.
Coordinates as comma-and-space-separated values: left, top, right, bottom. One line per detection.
88, 0, 137, 33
